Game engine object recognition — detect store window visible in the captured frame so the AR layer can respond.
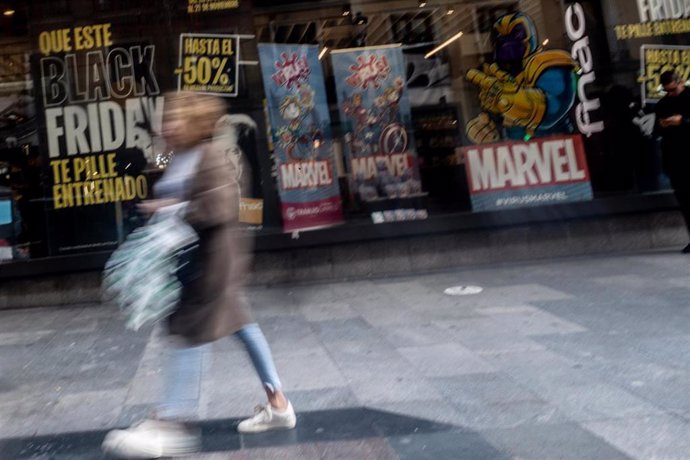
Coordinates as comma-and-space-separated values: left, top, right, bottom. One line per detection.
597, 0, 690, 193
0, 4, 42, 261
0, 0, 686, 263
256, 0, 599, 221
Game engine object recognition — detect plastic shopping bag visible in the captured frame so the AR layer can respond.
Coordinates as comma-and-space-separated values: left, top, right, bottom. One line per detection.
102, 210, 198, 330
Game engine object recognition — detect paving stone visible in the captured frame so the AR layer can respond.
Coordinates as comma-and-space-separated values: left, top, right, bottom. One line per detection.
482, 422, 632, 460
449, 399, 566, 430
532, 332, 654, 370
375, 280, 452, 307
37, 389, 128, 435
258, 316, 322, 352
432, 373, 545, 407
1, 251, 690, 458
535, 298, 690, 338
474, 305, 588, 336
0, 307, 80, 334
346, 373, 445, 406
314, 439, 399, 460
321, 338, 417, 379
350, 299, 429, 327
432, 318, 548, 354
389, 430, 510, 460
376, 323, 457, 348
472, 283, 574, 305
595, 273, 667, 289
533, 382, 665, 422
532, 338, 690, 413
311, 317, 381, 343
199, 351, 266, 420
287, 387, 359, 412
366, 399, 468, 427
481, 349, 599, 391
397, 343, 496, 377
637, 334, 690, 370
625, 378, 690, 413
247, 287, 298, 309
325, 280, 380, 302
274, 348, 347, 392
584, 415, 690, 460
0, 331, 55, 346
298, 302, 359, 322
116, 403, 155, 426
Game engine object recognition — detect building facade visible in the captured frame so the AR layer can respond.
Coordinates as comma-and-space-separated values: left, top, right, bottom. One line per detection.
0, 0, 687, 269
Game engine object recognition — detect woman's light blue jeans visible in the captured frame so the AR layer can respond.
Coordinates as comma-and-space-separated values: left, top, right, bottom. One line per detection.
157, 323, 282, 420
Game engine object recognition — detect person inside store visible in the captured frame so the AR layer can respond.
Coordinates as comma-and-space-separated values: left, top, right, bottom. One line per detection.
103, 92, 296, 458
655, 71, 690, 253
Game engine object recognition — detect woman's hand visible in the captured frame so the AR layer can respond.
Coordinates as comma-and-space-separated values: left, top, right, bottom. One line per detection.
137, 198, 180, 216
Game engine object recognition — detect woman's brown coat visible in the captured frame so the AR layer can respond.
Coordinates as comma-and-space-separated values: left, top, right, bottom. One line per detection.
167, 141, 253, 345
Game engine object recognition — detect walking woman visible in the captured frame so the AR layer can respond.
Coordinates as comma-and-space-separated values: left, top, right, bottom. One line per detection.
103, 93, 295, 458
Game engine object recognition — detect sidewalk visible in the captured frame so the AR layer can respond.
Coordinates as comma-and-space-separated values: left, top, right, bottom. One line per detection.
1, 251, 689, 459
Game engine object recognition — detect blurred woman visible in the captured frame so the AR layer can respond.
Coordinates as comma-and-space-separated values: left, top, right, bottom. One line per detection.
103, 93, 295, 459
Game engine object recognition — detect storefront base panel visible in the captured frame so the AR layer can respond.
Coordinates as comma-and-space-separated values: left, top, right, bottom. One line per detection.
250, 210, 687, 285
0, 209, 686, 310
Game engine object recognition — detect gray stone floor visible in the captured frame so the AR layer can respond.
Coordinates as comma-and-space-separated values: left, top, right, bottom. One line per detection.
1, 250, 690, 459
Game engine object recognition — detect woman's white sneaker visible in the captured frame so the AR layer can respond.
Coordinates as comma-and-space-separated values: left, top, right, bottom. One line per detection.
237, 401, 296, 434
102, 419, 200, 458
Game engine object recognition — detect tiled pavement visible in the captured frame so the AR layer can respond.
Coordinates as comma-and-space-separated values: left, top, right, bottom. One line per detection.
1, 251, 690, 459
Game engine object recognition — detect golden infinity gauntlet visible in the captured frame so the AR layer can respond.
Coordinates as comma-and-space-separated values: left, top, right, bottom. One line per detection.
466, 66, 547, 134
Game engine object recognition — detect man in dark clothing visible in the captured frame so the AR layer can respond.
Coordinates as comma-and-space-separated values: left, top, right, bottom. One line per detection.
655, 71, 690, 253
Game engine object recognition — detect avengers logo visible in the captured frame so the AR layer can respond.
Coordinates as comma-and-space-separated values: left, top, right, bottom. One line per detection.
379, 124, 408, 155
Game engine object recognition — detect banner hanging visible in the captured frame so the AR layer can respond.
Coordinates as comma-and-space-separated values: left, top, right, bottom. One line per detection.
257, 43, 343, 232
331, 45, 423, 205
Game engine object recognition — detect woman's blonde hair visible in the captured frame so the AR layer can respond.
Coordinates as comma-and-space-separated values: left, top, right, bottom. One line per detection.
163, 91, 227, 146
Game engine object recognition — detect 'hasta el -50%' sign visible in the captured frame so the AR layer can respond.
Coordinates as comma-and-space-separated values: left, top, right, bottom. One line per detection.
640, 44, 690, 104
175, 34, 239, 97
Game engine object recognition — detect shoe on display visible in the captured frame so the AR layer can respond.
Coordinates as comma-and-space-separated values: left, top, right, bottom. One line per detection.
237, 401, 297, 434
102, 419, 200, 458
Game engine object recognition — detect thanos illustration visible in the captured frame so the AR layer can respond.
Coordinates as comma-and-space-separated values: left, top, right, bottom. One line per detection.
466, 12, 578, 144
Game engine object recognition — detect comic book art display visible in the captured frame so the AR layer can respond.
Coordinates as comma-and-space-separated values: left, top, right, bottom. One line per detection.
258, 44, 343, 232
462, 11, 594, 211
465, 13, 579, 144
331, 46, 426, 221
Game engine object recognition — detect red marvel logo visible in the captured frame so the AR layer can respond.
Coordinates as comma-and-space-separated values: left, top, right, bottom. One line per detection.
272, 52, 311, 89
346, 54, 390, 89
